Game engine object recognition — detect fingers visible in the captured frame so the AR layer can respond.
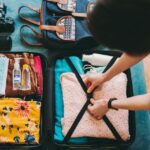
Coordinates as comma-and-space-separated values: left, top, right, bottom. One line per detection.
83, 76, 100, 93
88, 104, 93, 113
96, 116, 102, 120
88, 105, 102, 120
90, 98, 95, 105
83, 78, 92, 89
83, 77, 89, 86
87, 82, 97, 93
88, 99, 106, 120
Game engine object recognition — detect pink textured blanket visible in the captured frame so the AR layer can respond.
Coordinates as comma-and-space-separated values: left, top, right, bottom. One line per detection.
60, 73, 130, 141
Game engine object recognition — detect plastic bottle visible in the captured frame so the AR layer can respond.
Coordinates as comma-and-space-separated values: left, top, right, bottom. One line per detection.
13, 58, 22, 90
21, 64, 31, 91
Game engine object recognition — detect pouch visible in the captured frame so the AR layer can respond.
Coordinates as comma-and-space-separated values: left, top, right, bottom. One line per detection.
4, 53, 42, 97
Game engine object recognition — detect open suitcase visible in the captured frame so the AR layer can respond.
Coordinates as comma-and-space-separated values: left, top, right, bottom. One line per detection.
44, 49, 136, 150
0, 52, 48, 150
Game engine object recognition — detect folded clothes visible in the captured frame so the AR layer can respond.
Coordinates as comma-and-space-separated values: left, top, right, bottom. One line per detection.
34, 56, 43, 95
61, 73, 130, 141
82, 53, 113, 66
54, 57, 88, 143
0, 56, 9, 96
0, 98, 41, 144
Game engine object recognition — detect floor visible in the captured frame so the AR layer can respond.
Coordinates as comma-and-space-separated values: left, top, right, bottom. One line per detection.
144, 55, 150, 93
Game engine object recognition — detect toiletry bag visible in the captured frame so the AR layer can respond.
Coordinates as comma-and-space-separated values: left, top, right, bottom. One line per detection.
1, 53, 42, 97
18, 0, 98, 51
0, 52, 48, 150
46, 50, 135, 149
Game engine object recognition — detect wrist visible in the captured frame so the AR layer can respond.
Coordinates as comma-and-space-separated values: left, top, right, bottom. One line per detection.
101, 73, 108, 82
108, 98, 118, 110
102, 99, 109, 111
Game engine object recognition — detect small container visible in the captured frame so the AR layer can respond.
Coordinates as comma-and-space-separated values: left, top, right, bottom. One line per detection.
21, 64, 31, 91
13, 58, 22, 90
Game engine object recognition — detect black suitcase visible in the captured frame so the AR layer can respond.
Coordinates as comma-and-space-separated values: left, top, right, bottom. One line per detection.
44, 49, 136, 150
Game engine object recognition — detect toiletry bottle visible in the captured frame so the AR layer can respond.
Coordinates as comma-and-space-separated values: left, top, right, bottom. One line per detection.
13, 58, 22, 90
21, 64, 31, 91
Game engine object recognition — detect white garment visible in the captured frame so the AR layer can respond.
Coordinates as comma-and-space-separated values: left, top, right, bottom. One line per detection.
0, 56, 9, 95
82, 53, 113, 66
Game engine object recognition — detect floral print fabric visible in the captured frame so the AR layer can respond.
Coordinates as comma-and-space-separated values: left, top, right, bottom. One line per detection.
0, 98, 41, 144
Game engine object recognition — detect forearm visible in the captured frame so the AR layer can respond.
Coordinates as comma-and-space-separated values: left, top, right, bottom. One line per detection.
112, 93, 150, 110
103, 53, 147, 81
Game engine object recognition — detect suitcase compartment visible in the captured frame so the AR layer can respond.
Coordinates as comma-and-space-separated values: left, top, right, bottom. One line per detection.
47, 50, 135, 149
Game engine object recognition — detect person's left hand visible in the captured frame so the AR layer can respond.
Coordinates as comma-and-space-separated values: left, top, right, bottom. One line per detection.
88, 98, 109, 120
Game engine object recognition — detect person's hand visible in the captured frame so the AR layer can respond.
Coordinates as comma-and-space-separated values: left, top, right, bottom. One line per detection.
83, 74, 106, 93
88, 98, 109, 120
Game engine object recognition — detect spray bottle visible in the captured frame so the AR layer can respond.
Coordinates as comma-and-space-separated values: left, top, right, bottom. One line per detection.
13, 58, 22, 90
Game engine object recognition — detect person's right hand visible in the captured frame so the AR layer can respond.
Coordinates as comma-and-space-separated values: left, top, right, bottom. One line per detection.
83, 73, 107, 93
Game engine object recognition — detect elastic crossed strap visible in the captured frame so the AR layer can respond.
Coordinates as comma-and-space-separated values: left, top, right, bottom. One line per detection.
63, 57, 124, 143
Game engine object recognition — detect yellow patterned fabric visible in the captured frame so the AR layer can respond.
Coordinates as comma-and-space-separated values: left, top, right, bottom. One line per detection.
0, 98, 41, 144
